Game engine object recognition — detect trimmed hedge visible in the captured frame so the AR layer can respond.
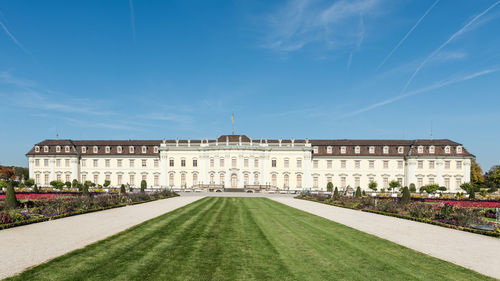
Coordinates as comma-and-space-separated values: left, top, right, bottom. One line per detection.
297, 196, 500, 238
0, 194, 178, 231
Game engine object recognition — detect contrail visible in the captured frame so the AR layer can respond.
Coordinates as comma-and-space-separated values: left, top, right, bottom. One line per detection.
129, 0, 136, 43
401, 0, 500, 93
376, 0, 440, 70
336, 68, 500, 120
0, 20, 32, 56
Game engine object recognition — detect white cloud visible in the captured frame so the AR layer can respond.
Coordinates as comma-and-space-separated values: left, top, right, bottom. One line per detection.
262, 0, 382, 52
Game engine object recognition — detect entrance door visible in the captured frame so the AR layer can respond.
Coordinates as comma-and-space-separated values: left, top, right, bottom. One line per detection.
231, 174, 238, 188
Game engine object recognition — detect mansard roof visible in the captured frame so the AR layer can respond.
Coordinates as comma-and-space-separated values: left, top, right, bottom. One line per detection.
27, 137, 473, 157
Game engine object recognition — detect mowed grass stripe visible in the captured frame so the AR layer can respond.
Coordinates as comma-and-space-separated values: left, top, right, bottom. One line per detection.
6, 197, 494, 281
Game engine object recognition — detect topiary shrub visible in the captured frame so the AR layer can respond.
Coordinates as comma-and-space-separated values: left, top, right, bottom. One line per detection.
355, 186, 361, 197
24, 178, 35, 188
141, 180, 147, 193
82, 183, 89, 196
333, 187, 339, 198
103, 180, 111, 188
5, 182, 19, 209
120, 184, 126, 194
401, 186, 411, 204
409, 183, 416, 193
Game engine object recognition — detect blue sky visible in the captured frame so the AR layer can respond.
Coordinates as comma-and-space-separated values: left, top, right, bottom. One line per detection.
0, 0, 499, 171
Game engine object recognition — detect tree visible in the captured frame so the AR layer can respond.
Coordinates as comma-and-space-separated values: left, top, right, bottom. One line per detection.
438, 186, 447, 192
140, 180, 147, 193
103, 180, 111, 188
470, 159, 484, 185
460, 182, 478, 198
72, 179, 79, 188
355, 186, 362, 197
409, 183, 416, 193
25, 178, 35, 188
423, 184, 440, 194
50, 180, 64, 190
0, 179, 8, 189
5, 182, 19, 209
120, 184, 126, 194
326, 182, 333, 192
388, 180, 400, 192
33, 184, 39, 193
486, 165, 500, 187
82, 181, 90, 196
401, 186, 411, 204
368, 181, 377, 191
65, 181, 72, 188
333, 187, 339, 198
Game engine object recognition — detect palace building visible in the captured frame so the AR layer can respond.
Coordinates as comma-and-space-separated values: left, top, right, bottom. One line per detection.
26, 135, 473, 192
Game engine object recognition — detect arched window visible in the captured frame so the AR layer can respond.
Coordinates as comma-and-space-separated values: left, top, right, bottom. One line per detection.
56, 146, 61, 153
456, 146, 462, 154
81, 146, 86, 153
210, 173, 215, 184
340, 146, 346, 154
297, 174, 302, 188
417, 146, 424, 153
244, 173, 249, 185
369, 146, 375, 154
129, 146, 134, 153
271, 174, 277, 186
169, 173, 174, 186
193, 173, 198, 185
429, 146, 435, 154
220, 173, 225, 185
154, 146, 159, 153
398, 146, 404, 154
44, 146, 49, 152
383, 146, 389, 154
326, 146, 332, 154
105, 146, 110, 153
93, 146, 98, 153
313, 146, 319, 154
65, 146, 70, 152
117, 146, 122, 153
142, 146, 147, 153
355, 146, 360, 154
35, 146, 40, 152
254, 173, 259, 185
284, 174, 289, 187
444, 146, 451, 154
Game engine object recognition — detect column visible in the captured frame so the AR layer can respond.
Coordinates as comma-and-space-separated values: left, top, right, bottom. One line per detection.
238, 153, 243, 188
50, 157, 56, 182
159, 143, 168, 188
436, 159, 444, 186
304, 151, 312, 189
405, 159, 417, 187
71, 157, 79, 181
463, 159, 471, 183
28, 157, 35, 179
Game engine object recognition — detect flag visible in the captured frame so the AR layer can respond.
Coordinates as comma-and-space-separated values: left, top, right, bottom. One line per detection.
231, 113, 234, 124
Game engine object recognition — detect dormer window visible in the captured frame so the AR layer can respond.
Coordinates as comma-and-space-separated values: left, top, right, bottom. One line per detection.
398, 146, 404, 154
445, 146, 451, 154
35, 146, 40, 152
327, 146, 332, 154
355, 146, 360, 154
154, 146, 159, 153
129, 146, 134, 153
56, 146, 61, 153
429, 146, 435, 154
43, 146, 49, 152
369, 146, 375, 154
340, 146, 346, 154
81, 146, 87, 153
65, 146, 70, 152
456, 146, 463, 154
142, 146, 147, 153
105, 146, 110, 153
417, 146, 423, 153
93, 146, 98, 153
117, 146, 122, 153
313, 146, 318, 154
383, 146, 389, 154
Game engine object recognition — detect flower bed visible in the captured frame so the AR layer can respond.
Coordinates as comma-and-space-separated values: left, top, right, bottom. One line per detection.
423, 199, 500, 208
0, 190, 178, 230
0, 193, 78, 201
297, 194, 500, 238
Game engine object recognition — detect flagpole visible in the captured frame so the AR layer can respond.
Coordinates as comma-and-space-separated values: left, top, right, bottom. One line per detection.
231, 113, 235, 135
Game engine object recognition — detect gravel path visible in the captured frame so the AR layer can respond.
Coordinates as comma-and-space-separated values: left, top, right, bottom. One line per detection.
0, 196, 203, 279
271, 197, 500, 280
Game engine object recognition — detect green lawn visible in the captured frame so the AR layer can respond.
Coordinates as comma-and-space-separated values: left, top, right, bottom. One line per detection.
7, 197, 493, 281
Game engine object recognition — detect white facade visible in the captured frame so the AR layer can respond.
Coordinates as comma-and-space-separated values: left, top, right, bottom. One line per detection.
27, 136, 473, 192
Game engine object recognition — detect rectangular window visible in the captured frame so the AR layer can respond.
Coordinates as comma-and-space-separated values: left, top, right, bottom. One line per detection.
94, 174, 98, 184
118, 175, 122, 185
45, 174, 49, 185
142, 174, 147, 181
296, 159, 302, 168
142, 159, 147, 167
117, 159, 122, 167
105, 159, 110, 168
313, 160, 318, 169
397, 177, 403, 186
271, 159, 277, 168
81, 174, 86, 183
429, 161, 435, 169
369, 160, 374, 169
418, 160, 423, 169
254, 158, 259, 168
56, 174, 61, 181
106, 174, 110, 181
170, 159, 174, 167
232, 158, 237, 168
327, 160, 332, 169
313, 176, 318, 188
456, 161, 462, 169
383, 160, 389, 169
210, 158, 215, 168
429, 178, 435, 185
154, 175, 159, 186
81, 159, 86, 167
341, 177, 346, 188
181, 159, 186, 167
220, 158, 224, 168
244, 158, 249, 168
341, 160, 346, 169
154, 159, 159, 168
444, 178, 450, 189
35, 159, 40, 166
93, 159, 98, 167
417, 178, 423, 188
355, 177, 360, 187
44, 159, 49, 167
327, 176, 332, 183
444, 161, 450, 169
130, 174, 135, 186
129, 159, 134, 168
193, 159, 198, 167
383, 178, 388, 188
355, 160, 360, 169
397, 160, 403, 169
65, 159, 70, 167
56, 159, 61, 167
456, 178, 462, 189
284, 159, 289, 168
66, 174, 70, 182
244, 174, 249, 185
